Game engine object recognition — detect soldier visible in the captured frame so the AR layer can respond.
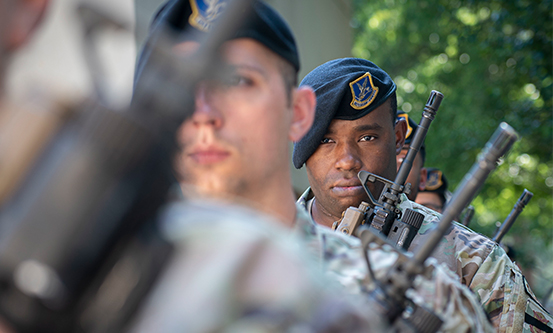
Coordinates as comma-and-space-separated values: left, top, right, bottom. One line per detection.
396, 111, 427, 201
294, 57, 552, 331
416, 167, 449, 213
135, 1, 499, 332
130, 1, 392, 331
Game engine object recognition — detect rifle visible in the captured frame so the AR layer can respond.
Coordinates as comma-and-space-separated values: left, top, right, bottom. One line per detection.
0, 0, 252, 331
492, 189, 533, 243
334, 90, 443, 250
356, 122, 519, 331
460, 205, 475, 226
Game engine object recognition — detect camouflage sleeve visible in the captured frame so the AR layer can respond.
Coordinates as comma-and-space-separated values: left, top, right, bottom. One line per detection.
400, 196, 553, 332
409, 258, 495, 333
469, 245, 553, 333
129, 201, 385, 333
403, 199, 496, 287
313, 225, 495, 333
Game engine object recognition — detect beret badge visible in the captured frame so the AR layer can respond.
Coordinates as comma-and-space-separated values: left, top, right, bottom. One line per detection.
189, 0, 228, 32
425, 169, 444, 191
349, 72, 379, 110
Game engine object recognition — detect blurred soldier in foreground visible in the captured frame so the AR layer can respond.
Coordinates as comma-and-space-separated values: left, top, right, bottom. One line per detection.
0, 0, 382, 331
396, 112, 427, 201
294, 57, 552, 331
135, 1, 498, 332
416, 167, 449, 213
130, 0, 384, 331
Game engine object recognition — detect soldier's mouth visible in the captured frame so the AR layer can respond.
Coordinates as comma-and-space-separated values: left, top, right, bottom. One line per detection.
189, 148, 230, 165
331, 185, 364, 196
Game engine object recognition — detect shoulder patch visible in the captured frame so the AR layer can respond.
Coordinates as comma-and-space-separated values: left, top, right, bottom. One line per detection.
349, 72, 379, 110
189, 0, 229, 32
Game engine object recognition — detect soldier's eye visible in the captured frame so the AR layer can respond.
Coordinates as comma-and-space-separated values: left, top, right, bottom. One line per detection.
321, 138, 333, 144
360, 135, 376, 142
222, 75, 252, 87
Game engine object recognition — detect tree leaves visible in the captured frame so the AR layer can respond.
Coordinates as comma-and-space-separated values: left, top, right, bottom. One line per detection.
352, 0, 552, 297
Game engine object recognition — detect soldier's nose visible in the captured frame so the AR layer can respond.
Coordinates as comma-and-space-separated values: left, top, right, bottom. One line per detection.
334, 143, 362, 172
191, 83, 223, 128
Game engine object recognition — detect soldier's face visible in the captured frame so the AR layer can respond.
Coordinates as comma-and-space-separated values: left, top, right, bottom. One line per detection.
415, 191, 444, 213
306, 100, 404, 219
174, 38, 296, 202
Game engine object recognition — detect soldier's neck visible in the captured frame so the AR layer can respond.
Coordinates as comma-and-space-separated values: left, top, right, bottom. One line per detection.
311, 199, 340, 229
191, 176, 299, 229
249, 181, 297, 229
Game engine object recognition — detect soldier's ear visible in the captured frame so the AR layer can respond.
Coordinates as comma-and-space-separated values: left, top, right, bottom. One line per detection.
288, 86, 315, 142
395, 117, 407, 155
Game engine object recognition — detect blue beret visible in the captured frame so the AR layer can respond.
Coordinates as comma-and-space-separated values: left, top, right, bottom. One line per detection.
293, 58, 396, 169
140, 0, 299, 72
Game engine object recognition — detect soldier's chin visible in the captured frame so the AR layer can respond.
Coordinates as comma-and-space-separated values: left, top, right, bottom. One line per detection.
336, 196, 367, 211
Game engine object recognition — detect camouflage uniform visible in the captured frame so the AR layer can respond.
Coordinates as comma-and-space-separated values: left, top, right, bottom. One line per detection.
294, 199, 494, 333
299, 188, 553, 333
130, 200, 386, 332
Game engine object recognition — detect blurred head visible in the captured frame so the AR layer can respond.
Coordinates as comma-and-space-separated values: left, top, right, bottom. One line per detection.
293, 58, 407, 226
396, 112, 427, 201
141, 1, 315, 220
416, 167, 448, 213
174, 38, 314, 203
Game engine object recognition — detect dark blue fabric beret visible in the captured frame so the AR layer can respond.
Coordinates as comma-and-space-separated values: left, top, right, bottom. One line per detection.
135, 0, 299, 84
293, 58, 396, 169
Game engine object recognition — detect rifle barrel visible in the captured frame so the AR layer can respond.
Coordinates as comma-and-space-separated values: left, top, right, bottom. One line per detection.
395, 91, 443, 186
492, 189, 533, 243
412, 122, 518, 267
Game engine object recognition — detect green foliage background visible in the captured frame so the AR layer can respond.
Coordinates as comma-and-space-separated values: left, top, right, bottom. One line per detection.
351, 0, 552, 300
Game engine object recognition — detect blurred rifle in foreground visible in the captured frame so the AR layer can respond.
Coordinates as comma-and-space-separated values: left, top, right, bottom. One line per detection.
0, 0, 252, 331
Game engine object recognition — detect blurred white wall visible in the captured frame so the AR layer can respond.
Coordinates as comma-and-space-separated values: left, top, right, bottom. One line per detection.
265, 0, 353, 193
5, 0, 137, 109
